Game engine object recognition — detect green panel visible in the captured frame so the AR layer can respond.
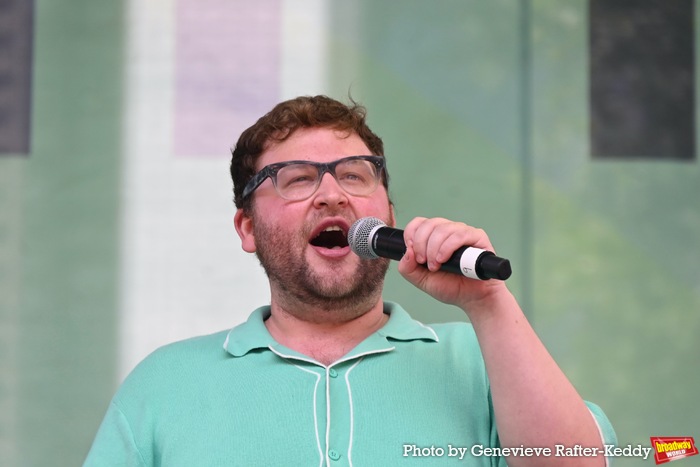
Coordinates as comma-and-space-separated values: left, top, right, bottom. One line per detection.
329, 0, 700, 460
328, 0, 525, 324
5, 1, 125, 465
0, 159, 24, 467
531, 1, 700, 463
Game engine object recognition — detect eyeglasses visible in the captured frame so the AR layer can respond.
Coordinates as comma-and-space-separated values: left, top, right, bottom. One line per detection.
242, 155, 386, 201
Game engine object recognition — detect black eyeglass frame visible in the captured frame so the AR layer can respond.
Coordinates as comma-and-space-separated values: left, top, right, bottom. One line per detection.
241, 155, 386, 200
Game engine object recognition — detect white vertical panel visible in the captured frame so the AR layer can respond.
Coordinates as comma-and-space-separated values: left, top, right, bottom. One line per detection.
119, 0, 329, 380
281, 0, 329, 98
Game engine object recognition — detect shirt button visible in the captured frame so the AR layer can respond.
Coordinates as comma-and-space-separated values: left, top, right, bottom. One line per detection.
329, 449, 341, 461
329, 368, 338, 378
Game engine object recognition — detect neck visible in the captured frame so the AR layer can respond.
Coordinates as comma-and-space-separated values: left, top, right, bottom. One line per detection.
264, 298, 388, 366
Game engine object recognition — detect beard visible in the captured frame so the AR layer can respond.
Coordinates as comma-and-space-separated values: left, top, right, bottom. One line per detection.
251, 212, 390, 322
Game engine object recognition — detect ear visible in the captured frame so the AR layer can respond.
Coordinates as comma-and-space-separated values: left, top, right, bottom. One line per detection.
234, 209, 257, 253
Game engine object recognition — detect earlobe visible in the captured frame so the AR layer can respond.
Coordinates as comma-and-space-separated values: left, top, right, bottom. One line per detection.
234, 209, 257, 253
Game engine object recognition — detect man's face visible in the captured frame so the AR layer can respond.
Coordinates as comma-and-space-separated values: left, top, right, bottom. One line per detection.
236, 127, 394, 317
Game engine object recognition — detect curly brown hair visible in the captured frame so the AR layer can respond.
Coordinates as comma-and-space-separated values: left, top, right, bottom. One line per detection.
230, 95, 388, 211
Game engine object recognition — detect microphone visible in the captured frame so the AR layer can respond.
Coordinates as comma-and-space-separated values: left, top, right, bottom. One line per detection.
348, 217, 512, 281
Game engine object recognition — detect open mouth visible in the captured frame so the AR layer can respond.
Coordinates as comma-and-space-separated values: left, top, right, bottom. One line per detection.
309, 225, 349, 249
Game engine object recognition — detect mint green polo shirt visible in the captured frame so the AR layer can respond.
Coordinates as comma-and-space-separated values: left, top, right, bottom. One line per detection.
84, 302, 616, 466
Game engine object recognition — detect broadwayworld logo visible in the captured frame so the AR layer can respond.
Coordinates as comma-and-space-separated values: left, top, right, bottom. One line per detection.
650, 437, 698, 464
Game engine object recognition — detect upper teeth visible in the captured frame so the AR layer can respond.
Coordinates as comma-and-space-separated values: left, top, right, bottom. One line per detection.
323, 226, 342, 232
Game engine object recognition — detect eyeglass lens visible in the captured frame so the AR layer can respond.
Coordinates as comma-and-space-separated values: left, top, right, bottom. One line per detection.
275, 158, 379, 200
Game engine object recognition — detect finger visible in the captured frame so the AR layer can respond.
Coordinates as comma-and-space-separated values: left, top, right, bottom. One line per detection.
435, 227, 493, 263
424, 222, 459, 271
398, 243, 432, 287
402, 216, 426, 252
398, 243, 418, 274
408, 217, 449, 265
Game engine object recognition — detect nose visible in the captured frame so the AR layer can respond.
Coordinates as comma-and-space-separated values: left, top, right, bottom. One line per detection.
312, 172, 348, 208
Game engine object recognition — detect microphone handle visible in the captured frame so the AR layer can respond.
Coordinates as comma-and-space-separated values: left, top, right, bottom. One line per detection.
372, 227, 512, 281
372, 226, 407, 261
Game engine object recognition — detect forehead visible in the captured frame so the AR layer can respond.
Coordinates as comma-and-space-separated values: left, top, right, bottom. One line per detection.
257, 127, 372, 169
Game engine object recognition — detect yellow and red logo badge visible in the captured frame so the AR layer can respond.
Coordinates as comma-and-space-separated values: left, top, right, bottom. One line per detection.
650, 437, 698, 464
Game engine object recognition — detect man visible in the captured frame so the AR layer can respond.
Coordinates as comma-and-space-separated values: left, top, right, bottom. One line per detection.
85, 96, 615, 466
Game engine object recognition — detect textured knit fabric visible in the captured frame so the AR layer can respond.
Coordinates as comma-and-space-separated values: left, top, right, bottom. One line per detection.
84, 302, 616, 466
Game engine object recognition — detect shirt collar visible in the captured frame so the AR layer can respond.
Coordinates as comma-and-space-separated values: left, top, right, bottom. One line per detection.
377, 301, 440, 343
223, 301, 438, 358
223, 306, 276, 357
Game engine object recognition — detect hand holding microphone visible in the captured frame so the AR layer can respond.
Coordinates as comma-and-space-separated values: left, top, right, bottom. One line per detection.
348, 217, 511, 281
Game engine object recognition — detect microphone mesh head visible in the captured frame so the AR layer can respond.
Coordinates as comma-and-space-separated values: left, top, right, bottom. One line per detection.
348, 217, 386, 259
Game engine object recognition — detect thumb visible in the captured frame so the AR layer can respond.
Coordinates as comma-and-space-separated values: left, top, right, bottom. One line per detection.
397, 243, 431, 287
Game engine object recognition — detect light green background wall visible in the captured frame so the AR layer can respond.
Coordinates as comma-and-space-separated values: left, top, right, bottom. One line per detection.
330, 2, 700, 466
1, 1, 698, 466
1, 1, 123, 466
